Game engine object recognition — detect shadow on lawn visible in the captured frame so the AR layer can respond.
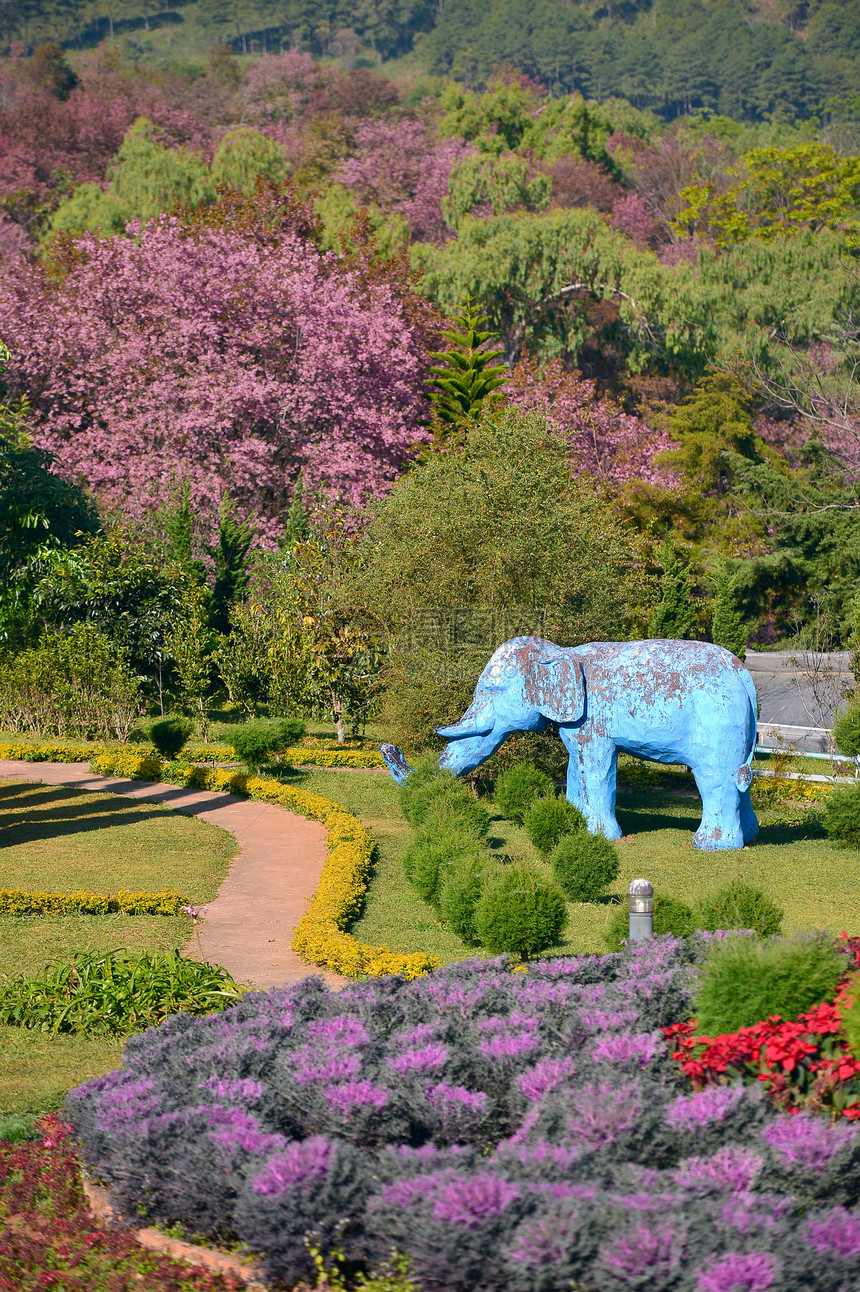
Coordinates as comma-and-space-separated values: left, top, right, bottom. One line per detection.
0, 782, 240, 848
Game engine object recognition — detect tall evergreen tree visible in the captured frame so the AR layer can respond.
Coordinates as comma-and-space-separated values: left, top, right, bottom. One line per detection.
648, 539, 696, 640
210, 499, 253, 635
711, 560, 747, 659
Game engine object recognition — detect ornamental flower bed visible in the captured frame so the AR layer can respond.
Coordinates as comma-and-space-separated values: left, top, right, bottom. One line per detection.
665, 935, 860, 1120
69, 936, 860, 1292
0, 1115, 243, 1291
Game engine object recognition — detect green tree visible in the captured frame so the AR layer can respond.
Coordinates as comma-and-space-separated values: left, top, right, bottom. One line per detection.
442, 154, 551, 231
648, 539, 695, 640
0, 343, 99, 643
165, 584, 214, 739
350, 406, 645, 748
674, 144, 860, 247
210, 499, 253, 636
427, 296, 510, 436
35, 532, 192, 713
210, 128, 291, 196
711, 560, 747, 659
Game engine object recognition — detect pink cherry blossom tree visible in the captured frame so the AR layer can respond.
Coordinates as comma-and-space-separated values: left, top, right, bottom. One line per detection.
336, 118, 474, 244
504, 356, 673, 487
0, 193, 433, 541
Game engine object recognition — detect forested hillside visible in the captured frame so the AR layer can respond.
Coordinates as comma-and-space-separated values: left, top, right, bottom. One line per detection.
1, 28, 860, 725
4, 0, 860, 122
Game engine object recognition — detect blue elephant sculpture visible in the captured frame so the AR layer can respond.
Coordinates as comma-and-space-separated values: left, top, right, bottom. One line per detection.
381, 637, 759, 851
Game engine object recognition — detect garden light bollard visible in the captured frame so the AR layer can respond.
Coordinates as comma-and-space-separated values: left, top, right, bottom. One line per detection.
628, 878, 654, 943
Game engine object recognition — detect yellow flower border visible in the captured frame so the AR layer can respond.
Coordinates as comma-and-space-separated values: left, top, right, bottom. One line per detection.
0, 888, 188, 916
83, 750, 438, 982
0, 740, 384, 770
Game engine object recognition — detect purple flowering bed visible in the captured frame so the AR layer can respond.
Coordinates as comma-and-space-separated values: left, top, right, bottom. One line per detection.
68, 937, 860, 1292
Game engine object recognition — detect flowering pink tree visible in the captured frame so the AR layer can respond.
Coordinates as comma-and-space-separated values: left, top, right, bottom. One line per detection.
0, 196, 433, 540
336, 118, 474, 244
504, 356, 673, 488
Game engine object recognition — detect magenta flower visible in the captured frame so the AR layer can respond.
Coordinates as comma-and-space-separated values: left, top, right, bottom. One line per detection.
697, 1251, 775, 1292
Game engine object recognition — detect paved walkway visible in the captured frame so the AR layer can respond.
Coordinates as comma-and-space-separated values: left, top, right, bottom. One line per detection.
0, 760, 343, 991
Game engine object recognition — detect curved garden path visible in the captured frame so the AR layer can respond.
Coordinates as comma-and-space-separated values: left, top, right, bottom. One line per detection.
0, 760, 344, 991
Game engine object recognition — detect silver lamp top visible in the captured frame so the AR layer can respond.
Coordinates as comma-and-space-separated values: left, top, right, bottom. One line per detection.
628, 878, 654, 898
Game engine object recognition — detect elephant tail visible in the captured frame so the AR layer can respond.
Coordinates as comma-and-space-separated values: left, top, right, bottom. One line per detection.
735, 668, 758, 791
379, 743, 414, 785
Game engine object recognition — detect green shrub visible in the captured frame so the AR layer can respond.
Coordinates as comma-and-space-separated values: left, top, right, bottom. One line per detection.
494, 762, 553, 823
840, 975, 860, 1060
0, 949, 245, 1036
474, 862, 567, 958
416, 787, 491, 840
695, 879, 783, 938
147, 715, 193, 760
229, 717, 305, 773
549, 831, 619, 901
823, 783, 860, 849
403, 828, 485, 905
398, 757, 455, 825
692, 932, 845, 1037
834, 699, 860, 757
438, 854, 491, 944
603, 894, 696, 952
523, 794, 586, 854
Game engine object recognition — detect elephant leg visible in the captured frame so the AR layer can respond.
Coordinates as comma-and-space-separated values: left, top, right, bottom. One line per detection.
690, 764, 744, 851
568, 740, 621, 840
739, 788, 759, 844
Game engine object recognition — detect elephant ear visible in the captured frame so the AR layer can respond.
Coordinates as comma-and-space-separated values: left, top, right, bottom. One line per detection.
529, 654, 585, 724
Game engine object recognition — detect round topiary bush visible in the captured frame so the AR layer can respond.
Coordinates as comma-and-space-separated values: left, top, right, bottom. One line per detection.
823, 783, 860, 849
412, 785, 491, 840
695, 878, 783, 938
494, 762, 553, 823
833, 698, 860, 758
523, 794, 586, 855
438, 854, 491, 944
549, 831, 619, 902
603, 893, 696, 952
692, 931, 845, 1037
474, 862, 567, 957
398, 756, 455, 826
404, 829, 487, 905
147, 716, 193, 760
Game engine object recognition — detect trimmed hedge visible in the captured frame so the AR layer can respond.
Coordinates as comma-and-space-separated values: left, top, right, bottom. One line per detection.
0, 888, 189, 917
0, 739, 384, 770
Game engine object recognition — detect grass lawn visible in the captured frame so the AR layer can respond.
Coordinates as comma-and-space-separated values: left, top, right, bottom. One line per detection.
0, 778, 236, 1113
296, 766, 860, 962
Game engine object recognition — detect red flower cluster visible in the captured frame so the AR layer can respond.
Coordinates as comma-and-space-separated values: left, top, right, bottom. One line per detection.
663, 935, 860, 1119
0, 1116, 243, 1291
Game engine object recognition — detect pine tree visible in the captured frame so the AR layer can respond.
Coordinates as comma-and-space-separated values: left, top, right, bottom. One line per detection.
711, 560, 747, 660
160, 482, 206, 584
209, 498, 253, 635
428, 295, 509, 438
648, 539, 696, 640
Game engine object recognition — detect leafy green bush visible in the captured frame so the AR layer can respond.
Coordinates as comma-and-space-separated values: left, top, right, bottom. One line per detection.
438, 854, 490, 945
494, 762, 553, 823
692, 933, 845, 1037
228, 716, 306, 773
823, 783, 860, 849
147, 715, 193, 760
474, 862, 567, 958
833, 699, 860, 757
549, 831, 619, 901
0, 949, 245, 1035
523, 794, 585, 854
695, 879, 783, 938
603, 894, 696, 952
403, 828, 485, 905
